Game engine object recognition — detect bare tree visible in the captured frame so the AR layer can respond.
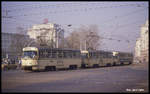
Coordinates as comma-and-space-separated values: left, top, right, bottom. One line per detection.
65, 31, 80, 49
10, 27, 37, 57
65, 24, 101, 50
16, 26, 27, 35
85, 25, 101, 50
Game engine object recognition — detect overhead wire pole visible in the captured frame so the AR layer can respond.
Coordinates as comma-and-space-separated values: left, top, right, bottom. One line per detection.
60, 24, 72, 48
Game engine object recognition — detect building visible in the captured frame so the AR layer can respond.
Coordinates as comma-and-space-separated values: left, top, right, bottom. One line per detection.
2, 32, 29, 59
135, 38, 141, 57
27, 23, 64, 48
134, 20, 149, 63
134, 38, 142, 62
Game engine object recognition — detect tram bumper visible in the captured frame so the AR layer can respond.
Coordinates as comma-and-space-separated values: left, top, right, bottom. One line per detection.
81, 63, 88, 68
32, 65, 38, 70
22, 66, 32, 70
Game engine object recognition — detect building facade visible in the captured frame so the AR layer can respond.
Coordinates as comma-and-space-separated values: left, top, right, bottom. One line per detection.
134, 20, 149, 63
135, 38, 141, 58
2, 32, 29, 59
27, 23, 64, 48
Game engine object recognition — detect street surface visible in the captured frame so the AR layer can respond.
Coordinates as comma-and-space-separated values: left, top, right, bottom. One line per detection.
2, 62, 149, 93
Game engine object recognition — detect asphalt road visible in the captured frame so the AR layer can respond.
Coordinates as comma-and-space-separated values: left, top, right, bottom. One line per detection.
2, 62, 149, 93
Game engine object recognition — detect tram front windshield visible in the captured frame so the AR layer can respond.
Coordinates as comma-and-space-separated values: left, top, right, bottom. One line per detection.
23, 51, 37, 58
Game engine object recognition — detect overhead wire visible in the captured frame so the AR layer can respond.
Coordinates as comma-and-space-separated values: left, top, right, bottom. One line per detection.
100, 7, 148, 26
2, 3, 147, 18
2, 3, 147, 29
2, 3, 148, 44
2, 2, 145, 12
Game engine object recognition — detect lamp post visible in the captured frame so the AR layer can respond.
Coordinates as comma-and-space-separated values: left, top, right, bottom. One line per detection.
57, 24, 72, 49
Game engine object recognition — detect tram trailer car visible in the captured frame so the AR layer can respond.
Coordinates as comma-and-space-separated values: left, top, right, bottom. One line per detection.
81, 50, 133, 68
117, 52, 133, 65
81, 50, 118, 68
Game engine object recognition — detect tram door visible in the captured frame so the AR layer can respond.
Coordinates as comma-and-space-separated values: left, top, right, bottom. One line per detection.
81, 52, 89, 68
57, 50, 64, 67
99, 55, 104, 66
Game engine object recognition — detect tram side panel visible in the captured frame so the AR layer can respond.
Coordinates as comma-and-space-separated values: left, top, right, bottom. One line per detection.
88, 58, 99, 67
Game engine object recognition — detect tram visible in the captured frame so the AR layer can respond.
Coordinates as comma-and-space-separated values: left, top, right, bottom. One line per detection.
21, 47, 81, 71
21, 47, 133, 71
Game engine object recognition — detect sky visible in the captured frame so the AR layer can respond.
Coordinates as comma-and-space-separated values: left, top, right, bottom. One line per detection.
1, 1, 149, 52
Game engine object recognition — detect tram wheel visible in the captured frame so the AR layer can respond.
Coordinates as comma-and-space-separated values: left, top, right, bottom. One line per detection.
128, 62, 132, 65
107, 63, 111, 67
69, 65, 77, 70
113, 62, 116, 66
121, 62, 124, 65
52, 66, 56, 71
81, 64, 86, 68
93, 64, 99, 68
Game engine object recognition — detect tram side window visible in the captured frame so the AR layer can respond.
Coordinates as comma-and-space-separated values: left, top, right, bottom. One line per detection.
75, 52, 78, 58
98, 53, 100, 58
52, 51, 57, 58
96, 53, 98, 58
95, 53, 98, 58
113, 55, 118, 59
45, 51, 48, 58
103, 53, 107, 58
95, 52, 99, 58
39, 50, 48, 58
108, 53, 113, 58
76, 52, 80, 58
73, 52, 76, 58
62, 51, 81, 58
39, 50, 43, 58
74, 51, 80, 58
99, 54, 103, 58
119, 53, 125, 58
92, 53, 94, 58
92, 53, 95, 58
39, 51, 42, 58
128, 54, 132, 57
128, 54, 133, 57
68, 52, 72, 58
65, 51, 72, 58
63, 52, 67, 58
58, 52, 63, 58
63, 51, 71, 58
89, 52, 92, 58
104, 52, 111, 58
92, 52, 96, 58
48, 51, 52, 58
73, 51, 80, 58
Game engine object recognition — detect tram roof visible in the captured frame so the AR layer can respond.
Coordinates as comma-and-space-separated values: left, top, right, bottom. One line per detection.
38, 47, 80, 52
24, 46, 132, 54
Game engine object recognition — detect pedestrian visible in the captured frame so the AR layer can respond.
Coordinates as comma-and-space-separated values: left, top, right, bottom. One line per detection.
11, 59, 15, 64
18, 59, 22, 69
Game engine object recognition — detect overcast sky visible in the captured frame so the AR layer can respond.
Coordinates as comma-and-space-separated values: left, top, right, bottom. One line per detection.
2, 1, 149, 52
